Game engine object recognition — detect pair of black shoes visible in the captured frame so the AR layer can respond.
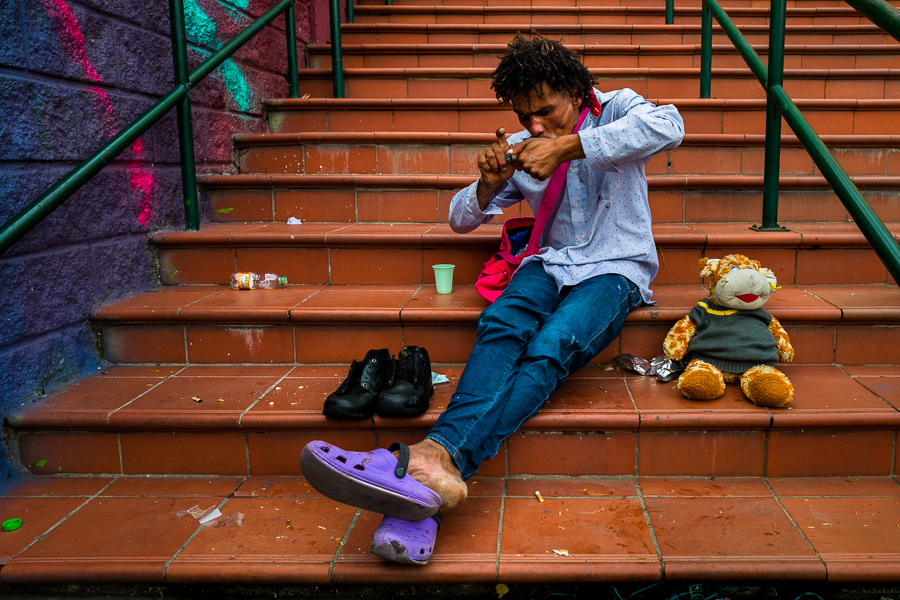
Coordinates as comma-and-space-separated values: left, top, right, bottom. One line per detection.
322, 346, 434, 420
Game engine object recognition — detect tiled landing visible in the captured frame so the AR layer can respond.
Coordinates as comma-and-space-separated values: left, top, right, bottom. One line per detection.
1, 475, 899, 584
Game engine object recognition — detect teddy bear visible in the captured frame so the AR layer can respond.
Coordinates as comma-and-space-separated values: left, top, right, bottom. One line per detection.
663, 254, 794, 408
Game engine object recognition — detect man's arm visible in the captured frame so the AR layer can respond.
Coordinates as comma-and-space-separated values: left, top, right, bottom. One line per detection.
448, 128, 526, 233
475, 127, 519, 210
579, 89, 685, 172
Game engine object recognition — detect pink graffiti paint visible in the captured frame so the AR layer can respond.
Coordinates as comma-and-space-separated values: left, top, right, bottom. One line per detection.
41, 0, 156, 227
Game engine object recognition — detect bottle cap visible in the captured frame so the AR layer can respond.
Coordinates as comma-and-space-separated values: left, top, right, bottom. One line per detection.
2, 518, 22, 531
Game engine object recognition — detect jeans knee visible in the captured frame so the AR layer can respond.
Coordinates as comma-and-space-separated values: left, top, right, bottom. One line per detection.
477, 301, 538, 343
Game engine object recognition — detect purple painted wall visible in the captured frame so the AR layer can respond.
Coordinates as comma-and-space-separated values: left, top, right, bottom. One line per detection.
0, 0, 339, 481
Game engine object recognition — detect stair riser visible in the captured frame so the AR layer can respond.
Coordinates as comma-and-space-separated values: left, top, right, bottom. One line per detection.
355, 0, 896, 6
236, 143, 900, 178
14, 427, 898, 478
155, 245, 895, 287
351, 12, 871, 27
299, 73, 900, 101
309, 51, 900, 70
93, 319, 900, 367
205, 187, 900, 225
340, 29, 896, 46
357, 0, 900, 5
266, 104, 897, 136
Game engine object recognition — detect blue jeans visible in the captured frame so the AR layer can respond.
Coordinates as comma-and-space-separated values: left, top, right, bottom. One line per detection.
427, 261, 643, 479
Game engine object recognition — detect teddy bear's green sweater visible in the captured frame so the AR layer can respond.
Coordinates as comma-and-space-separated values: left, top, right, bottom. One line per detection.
686, 299, 778, 373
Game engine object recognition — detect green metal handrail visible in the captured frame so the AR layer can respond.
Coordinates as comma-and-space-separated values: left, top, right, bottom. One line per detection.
844, 0, 900, 41
665, 0, 900, 36
0, 0, 300, 255
698, 0, 900, 282
769, 85, 900, 282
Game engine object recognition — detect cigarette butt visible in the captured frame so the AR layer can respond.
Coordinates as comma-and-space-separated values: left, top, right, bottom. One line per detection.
535, 491, 544, 502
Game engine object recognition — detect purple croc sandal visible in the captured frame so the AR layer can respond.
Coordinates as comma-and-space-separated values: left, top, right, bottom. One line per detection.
370, 512, 442, 566
300, 440, 441, 521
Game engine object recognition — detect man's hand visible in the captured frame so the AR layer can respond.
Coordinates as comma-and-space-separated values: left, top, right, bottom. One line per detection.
475, 128, 519, 209
509, 134, 586, 181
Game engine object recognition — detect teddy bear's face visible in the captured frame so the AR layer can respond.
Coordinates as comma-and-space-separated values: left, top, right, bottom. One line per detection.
701, 254, 778, 311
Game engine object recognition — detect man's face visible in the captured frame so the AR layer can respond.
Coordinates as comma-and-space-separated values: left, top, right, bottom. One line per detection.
511, 82, 583, 139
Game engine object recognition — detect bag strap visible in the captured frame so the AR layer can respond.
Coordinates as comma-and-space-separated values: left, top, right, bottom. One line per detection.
523, 104, 591, 256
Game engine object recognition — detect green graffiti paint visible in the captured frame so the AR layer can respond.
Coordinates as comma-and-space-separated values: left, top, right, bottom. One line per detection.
183, 0, 217, 46
182, 0, 253, 113
219, 59, 252, 112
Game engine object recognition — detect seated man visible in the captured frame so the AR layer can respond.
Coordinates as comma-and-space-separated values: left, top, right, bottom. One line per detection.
300, 34, 685, 565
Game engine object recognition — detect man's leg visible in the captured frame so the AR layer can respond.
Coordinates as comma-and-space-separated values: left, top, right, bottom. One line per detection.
414, 261, 563, 488
463, 273, 642, 468
427, 271, 642, 479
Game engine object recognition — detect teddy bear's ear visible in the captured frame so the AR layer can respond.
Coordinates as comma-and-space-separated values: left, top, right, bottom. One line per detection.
700, 258, 719, 278
760, 267, 781, 291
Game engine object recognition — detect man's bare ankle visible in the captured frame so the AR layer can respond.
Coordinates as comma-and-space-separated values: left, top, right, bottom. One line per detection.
393, 439, 467, 508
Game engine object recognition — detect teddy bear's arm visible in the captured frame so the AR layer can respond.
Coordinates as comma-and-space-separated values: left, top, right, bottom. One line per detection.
769, 316, 794, 362
664, 316, 697, 360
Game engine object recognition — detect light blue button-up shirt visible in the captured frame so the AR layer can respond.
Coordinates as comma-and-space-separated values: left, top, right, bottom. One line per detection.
449, 87, 685, 304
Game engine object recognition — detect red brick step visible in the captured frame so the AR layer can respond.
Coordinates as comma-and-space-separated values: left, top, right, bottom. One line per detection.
88, 278, 900, 365
232, 132, 900, 178
308, 42, 900, 70
2, 473, 899, 583
199, 172, 900, 226
339, 22, 899, 45
9, 365, 900, 479
296, 67, 900, 100
351, 4, 876, 26
264, 98, 900, 135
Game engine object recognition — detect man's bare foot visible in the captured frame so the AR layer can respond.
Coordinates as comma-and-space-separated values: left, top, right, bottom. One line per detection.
393, 439, 467, 509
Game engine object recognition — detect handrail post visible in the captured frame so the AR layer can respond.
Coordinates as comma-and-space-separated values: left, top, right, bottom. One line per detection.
169, 0, 200, 231
666, 0, 674, 24
286, 1, 300, 97
755, 0, 788, 231
347, 0, 355, 23
700, 0, 712, 98
329, 0, 346, 97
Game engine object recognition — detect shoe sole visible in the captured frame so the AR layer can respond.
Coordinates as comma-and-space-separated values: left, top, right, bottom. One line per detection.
300, 445, 440, 521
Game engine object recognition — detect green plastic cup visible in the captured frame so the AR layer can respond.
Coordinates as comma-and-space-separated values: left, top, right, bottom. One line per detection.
433, 264, 455, 294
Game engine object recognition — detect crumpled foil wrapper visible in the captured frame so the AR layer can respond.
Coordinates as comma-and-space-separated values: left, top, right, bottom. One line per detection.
603, 354, 687, 383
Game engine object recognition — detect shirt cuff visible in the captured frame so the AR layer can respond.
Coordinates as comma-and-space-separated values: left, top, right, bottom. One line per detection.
466, 180, 505, 218
578, 129, 621, 173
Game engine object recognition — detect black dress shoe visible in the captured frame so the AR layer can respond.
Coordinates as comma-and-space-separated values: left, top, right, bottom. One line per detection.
323, 348, 392, 419
375, 346, 434, 417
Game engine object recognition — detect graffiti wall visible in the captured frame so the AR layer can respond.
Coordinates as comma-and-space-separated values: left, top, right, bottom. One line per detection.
0, 0, 331, 480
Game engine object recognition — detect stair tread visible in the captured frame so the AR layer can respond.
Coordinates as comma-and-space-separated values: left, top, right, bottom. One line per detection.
1, 473, 899, 584
234, 132, 900, 146
199, 173, 900, 188
149, 221, 900, 247
355, 4, 866, 13
10, 364, 900, 432
268, 97, 900, 107
297, 66, 900, 77
341, 21, 891, 32
89, 282, 900, 324
308, 42, 900, 53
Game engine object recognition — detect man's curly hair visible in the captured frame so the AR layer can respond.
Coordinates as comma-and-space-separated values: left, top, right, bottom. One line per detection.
491, 33, 597, 107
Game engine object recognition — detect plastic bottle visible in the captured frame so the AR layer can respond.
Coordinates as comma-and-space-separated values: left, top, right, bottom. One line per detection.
231, 272, 287, 290
258, 273, 288, 289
